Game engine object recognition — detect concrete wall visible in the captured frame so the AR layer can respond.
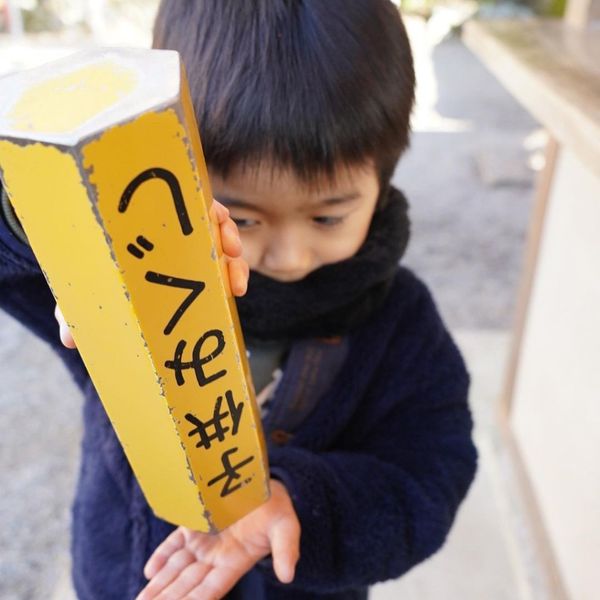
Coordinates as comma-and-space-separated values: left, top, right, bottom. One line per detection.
511, 147, 600, 600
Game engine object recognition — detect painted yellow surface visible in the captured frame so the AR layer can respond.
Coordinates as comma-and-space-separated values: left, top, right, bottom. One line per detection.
9, 61, 137, 134
0, 54, 269, 531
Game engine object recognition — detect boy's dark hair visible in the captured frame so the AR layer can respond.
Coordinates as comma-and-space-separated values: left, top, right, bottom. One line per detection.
153, 0, 415, 190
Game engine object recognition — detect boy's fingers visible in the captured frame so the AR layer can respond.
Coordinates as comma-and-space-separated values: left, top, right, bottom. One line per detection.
136, 549, 196, 600
269, 516, 301, 584
212, 199, 230, 223
187, 559, 252, 600
59, 326, 76, 349
144, 528, 186, 580
227, 256, 249, 297
54, 304, 77, 349
220, 218, 243, 258
152, 560, 212, 600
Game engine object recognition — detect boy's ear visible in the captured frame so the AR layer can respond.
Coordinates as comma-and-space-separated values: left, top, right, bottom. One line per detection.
375, 182, 392, 211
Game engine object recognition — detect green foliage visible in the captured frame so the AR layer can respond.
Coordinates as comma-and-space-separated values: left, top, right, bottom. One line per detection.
402, 0, 565, 18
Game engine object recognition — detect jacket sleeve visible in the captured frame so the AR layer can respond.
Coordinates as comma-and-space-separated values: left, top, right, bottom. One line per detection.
261, 289, 478, 594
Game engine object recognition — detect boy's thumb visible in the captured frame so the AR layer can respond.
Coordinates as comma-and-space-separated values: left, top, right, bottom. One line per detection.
270, 517, 300, 584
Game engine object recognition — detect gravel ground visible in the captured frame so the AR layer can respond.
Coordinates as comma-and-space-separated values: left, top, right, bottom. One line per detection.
0, 317, 80, 599
395, 24, 539, 329
0, 26, 540, 600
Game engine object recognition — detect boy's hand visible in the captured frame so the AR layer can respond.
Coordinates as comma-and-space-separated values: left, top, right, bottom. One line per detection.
54, 303, 77, 349
54, 199, 249, 349
212, 199, 249, 297
135, 479, 301, 600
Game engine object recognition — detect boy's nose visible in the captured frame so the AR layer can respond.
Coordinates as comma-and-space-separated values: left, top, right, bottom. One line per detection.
262, 228, 312, 281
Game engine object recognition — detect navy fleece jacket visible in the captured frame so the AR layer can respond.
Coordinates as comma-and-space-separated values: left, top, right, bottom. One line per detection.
0, 200, 477, 599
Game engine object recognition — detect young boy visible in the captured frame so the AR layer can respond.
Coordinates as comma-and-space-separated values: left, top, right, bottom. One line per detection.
0, 1, 477, 599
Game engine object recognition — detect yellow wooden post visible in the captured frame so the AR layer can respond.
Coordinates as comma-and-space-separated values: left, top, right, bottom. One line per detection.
0, 49, 269, 532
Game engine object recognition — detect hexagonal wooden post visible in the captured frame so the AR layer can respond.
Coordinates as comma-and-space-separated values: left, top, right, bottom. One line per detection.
0, 48, 269, 532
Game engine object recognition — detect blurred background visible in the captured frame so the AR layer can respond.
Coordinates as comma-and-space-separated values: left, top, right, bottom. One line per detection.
1, 1, 598, 599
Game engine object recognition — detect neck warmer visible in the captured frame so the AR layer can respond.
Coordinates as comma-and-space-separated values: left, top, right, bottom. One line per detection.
236, 186, 410, 342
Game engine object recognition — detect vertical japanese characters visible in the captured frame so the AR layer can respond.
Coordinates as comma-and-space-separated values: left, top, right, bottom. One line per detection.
120, 167, 255, 499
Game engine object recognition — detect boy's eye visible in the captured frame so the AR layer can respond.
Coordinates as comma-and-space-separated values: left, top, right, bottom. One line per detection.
231, 217, 259, 229
312, 215, 345, 227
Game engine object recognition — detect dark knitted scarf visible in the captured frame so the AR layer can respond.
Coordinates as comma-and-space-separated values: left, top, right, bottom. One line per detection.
236, 186, 410, 341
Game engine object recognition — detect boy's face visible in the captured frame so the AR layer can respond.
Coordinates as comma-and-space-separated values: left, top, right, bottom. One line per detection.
210, 162, 380, 282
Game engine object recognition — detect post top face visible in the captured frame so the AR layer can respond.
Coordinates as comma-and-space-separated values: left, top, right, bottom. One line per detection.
0, 48, 182, 147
